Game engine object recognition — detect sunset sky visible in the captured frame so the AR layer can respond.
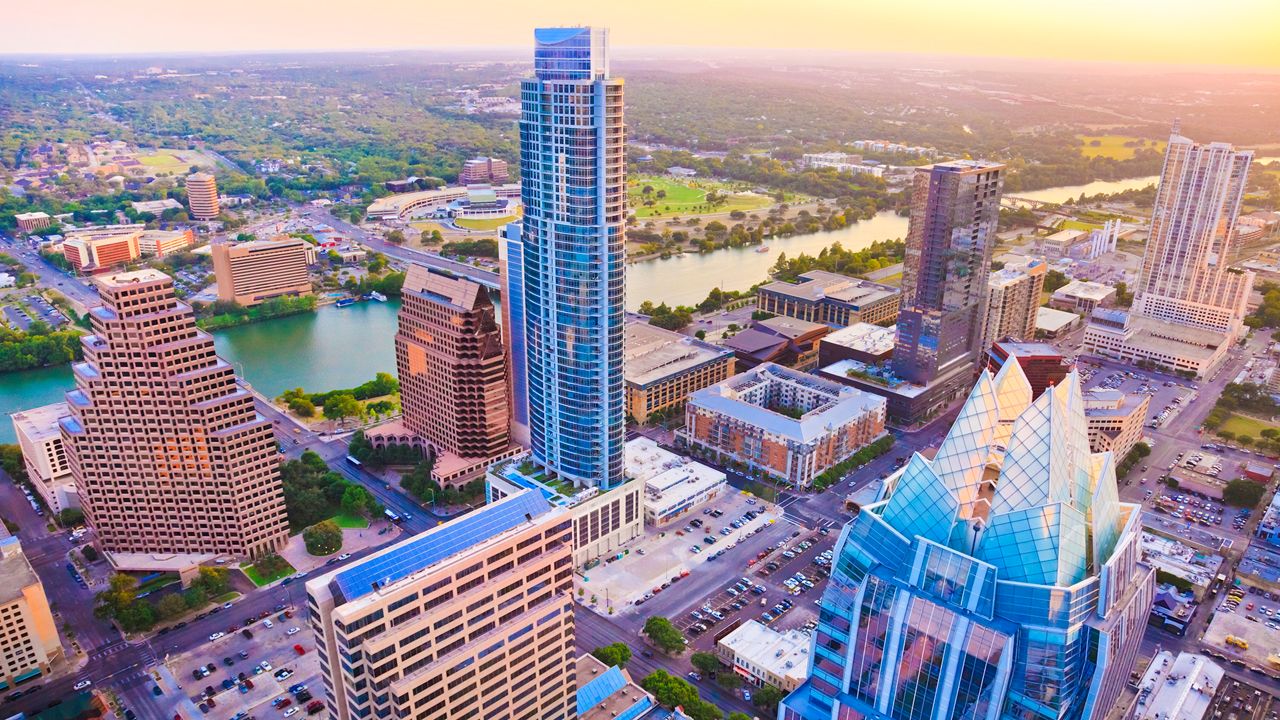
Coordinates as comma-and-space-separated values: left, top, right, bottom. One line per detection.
8, 0, 1279, 68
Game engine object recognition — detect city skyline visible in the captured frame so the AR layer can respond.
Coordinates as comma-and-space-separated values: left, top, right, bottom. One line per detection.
4, 0, 1279, 69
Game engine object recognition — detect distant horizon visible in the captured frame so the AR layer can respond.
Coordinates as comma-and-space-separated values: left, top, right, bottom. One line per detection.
4, 0, 1278, 69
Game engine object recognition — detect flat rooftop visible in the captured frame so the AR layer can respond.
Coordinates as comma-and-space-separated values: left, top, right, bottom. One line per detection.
95, 267, 172, 288
0, 537, 44, 603
821, 323, 896, 355
576, 654, 653, 720
994, 341, 1065, 359
718, 620, 810, 688
760, 270, 898, 307
10, 402, 71, 442
625, 321, 732, 387
757, 315, 828, 339
1132, 651, 1223, 720
1054, 280, 1115, 302
1097, 315, 1230, 363
1037, 306, 1081, 333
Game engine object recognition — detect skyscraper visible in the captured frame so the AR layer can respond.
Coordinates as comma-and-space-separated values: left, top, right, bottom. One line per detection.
306, 490, 576, 720
387, 263, 513, 482
1132, 133, 1254, 334
500, 221, 530, 448
984, 259, 1046, 348
893, 160, 1005, 387
61, 269, 289, 558
186, 172, 220, 220
1083, 132, 1255, 378
519, 26, 626, 488
780, 361, 1154, 720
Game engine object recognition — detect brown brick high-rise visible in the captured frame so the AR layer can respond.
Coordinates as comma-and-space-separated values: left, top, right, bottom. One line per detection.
395, 264, 509, 460
60, 269, 288, 559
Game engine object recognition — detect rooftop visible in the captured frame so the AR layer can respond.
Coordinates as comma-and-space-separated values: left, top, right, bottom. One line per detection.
576, 654, 653, 720
821, 323, 896, 355
994, 341, 1066, 359
718, 620, 811, 687
1045, 229, 1090, 244
10, 402, 71, 442
624, 321, 733, 388
316, 490, 553, 606
1093, 314, 1230, 363
95, 267, 172, 289
402, 263, 485, 310
1037, 306, 1081, 332
757, 315, 828, 339
688, 363, 887, 443
760, 270, 899, 307
0, 537, 42, 604
1054, 280, 1116, 302
1132, 651, 1223, 720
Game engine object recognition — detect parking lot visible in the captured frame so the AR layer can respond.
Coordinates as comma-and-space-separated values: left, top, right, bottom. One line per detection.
1204, 586, 1280, 670
1, 292, 70, 331
1079, 361, 1195, 431
154, 603, 322, 720
580, 491, 782, 614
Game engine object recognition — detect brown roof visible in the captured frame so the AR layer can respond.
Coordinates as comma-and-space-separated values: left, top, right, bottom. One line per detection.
402, 263, 484, 309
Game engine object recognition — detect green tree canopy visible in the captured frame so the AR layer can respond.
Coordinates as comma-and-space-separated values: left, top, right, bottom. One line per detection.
1224, 479, 1266, 508
303, 520, 344, 556
642, 616, 687, 654
591, 642, 633, 668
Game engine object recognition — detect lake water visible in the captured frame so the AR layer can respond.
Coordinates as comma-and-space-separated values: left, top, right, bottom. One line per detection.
1, 175, 1171, 443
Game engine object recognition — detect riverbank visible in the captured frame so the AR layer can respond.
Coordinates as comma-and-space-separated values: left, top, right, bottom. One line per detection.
194, 295, 318, 331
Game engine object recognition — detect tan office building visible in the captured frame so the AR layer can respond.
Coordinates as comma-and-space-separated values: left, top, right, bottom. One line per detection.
61, 269, 289, 560
212, 238, 312, 306
14, 212, 52, 232
137, 228, 195, 258
10, 403, 77, 514
305, 490, 576, 720
1085, 389, 1151, 461
625, 321, 734, 424
985, 259, 1046, 346
0, 534, 62, 689
186, 172, 220, 220
62, 226, 142, 274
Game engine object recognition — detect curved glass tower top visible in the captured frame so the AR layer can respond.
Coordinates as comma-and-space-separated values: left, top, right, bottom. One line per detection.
519, 27, 626, 488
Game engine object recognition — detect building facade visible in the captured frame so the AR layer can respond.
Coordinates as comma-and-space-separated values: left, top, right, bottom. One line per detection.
1084, 389, 1150, 462
984, 260, 1045, 347
893, 160, 1005, 387
186, 172, 220, 220
1050, 280, 1115, 315
388, 264, 511, 482
10, 403, 77, 514
716, 619, 810, 692
681, 363, 887, 488
627, 437, 727, 527
500, 222, 530, 448
519, 26, 627, 488
305, 491, 577, 720
757, 271, 900, 328
625, 321, 734, 424
212, 238, 312, 306
137, 228, 195, 258
61, 270, 289, 559
62, 226, 142, 274
0, 534, 61, 690
780, 362, 1155, 720
459, 156, 511, 185
15, 212, 52, 232
985, 341, 1071, 399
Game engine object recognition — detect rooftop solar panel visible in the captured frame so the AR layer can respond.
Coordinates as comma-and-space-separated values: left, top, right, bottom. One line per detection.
330, 490, 552, 604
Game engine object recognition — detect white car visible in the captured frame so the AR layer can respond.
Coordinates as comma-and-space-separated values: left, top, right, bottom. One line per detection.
284, 708, 299, 717
223, 602, 233, 610
73, 680, 92, 690
338, 553, 351, 561
209, 632, 225, 641
259, 661, 273, 672
286, 627, 300, 636
263, 619, 274, 629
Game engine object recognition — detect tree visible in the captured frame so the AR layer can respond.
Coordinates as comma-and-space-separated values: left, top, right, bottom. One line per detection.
57, 507, 85, 527
1043, 270, 1070, 293
1219, 430, 1236, 442
690, 652, 720, 676
752, 684, 787, 713
304, 520, 344, 555
730, 714, 753, 720
591, 642, 632, 668
82, 545, 99, 562
289, 397, 316, 417
640, 670, 699, 709
193, 566, 230, 597
385, 230, 405, 244
341, 485, 372, 517
1224, 479, 1266, 508
642, 616, 687, 654
716, 672, 742, 690
157, 593, 189, 620
324, 393, 362, 427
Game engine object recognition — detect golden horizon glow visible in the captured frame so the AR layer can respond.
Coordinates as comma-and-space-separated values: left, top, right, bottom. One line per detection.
5, 0, 1279, 69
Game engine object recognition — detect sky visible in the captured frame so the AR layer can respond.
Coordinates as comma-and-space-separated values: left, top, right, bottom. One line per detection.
7, 0, 1279, 68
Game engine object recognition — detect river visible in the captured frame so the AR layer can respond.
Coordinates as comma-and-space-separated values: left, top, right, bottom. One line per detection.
0, 175, 1171, 443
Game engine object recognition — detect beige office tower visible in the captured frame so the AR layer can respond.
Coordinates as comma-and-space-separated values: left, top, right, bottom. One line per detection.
306, 490, 576, 720
60, 269, 289, 559
186, 172, 220, 220
0, 533, 62, 688
212, 238, 312, 306
984, 258, 1047, 347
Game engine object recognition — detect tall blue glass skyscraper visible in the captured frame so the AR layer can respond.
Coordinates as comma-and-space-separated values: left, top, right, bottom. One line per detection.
518, 27, 627, 488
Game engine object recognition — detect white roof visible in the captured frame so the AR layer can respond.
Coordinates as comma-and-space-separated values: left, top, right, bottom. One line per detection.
1037, 306, 1080, 332
1132, 651, 1223, 720
1053, 280, 1115, 302
718, 620, 810, 686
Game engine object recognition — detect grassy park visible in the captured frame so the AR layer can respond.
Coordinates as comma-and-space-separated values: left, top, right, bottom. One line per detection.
1077, 135, 1167, 161
1218, 413, 1280, 440
331, 512, 370, 529
454, 215, 519, 231
628, 176, 772, 218
241, 555, 296, 587
137, 148, 216, 174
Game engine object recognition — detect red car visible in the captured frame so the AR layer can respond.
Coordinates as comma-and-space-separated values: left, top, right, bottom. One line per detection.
306, 701, 324, 715
294, 644, 306, 655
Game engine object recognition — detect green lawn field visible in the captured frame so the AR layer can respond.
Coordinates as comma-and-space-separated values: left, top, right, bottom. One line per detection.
242, 556, 296, 586
628, 176, 772, 219
1058, 219, 1103, 232
454, 215, 519, 231
1078, 135, 1167, 161
331, 512, 370, 529
1219, 414, 1280, 440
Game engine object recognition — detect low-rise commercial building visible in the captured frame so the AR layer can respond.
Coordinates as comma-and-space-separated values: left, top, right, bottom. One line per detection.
725, 316, 829, 372
459, 157, 511, 185
1051, 280, 1116, 315
1036, 306, 1082, 339
1084, 309, 1232, 378
816, 322, 895, 366
212, 237, 312, 306
14, 212, 52, 232
716, 620, 810, 692
681, 363, 887, 488
61, 225, 143, 274
757, 270, 899, 328
1038, 228, 1092, 259
129, 198, 182, 215
1084, 389, 1151, 461
10, 403, 77, 514
576, 653, 655, 720
624, 321, 734, 424
626, 438, 727, 526
487, 457, 643, 568
0, 534, 62, 690
137, 228, 195, 258
1131, 651, 1223, 720
986, 341, 1071, 399
305, 490, 576, 720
